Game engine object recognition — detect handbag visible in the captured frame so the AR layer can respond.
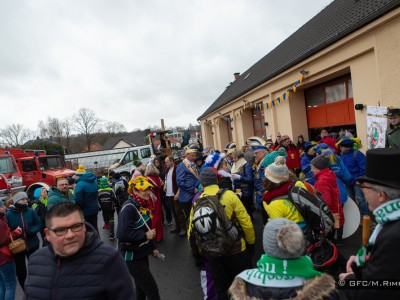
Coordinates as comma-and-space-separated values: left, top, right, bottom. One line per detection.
8, 233, 26, 255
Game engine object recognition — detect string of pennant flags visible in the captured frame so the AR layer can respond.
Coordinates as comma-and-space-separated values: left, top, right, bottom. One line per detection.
204, 75, 305, 127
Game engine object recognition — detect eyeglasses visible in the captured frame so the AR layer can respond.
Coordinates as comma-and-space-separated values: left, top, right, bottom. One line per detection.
49, 222, 84, 236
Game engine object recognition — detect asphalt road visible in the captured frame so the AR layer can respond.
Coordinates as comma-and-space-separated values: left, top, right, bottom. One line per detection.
16, 209, 362, 299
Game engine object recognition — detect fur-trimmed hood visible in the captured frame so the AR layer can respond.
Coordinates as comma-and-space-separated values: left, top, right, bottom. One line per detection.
229, 273, 337, 300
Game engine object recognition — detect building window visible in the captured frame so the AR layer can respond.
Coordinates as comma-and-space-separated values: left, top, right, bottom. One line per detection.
252, 102, 266, 138
225, 116, 233, 142
326, 82, 346, 104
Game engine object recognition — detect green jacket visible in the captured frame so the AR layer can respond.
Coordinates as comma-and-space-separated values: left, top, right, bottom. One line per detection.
386, 125, 400, 149
48, 187, 75, 209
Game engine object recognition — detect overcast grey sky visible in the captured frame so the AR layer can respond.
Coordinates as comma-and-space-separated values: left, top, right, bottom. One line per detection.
0, 0, 333, 132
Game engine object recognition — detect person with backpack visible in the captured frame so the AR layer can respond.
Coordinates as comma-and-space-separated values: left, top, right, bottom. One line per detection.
229, 218, 338, 300
111, 172, 129, 214
262, 156, 306, 229
311, 155, 344, 244
188, 167, 255, 300
98, 177, 119, 240
31, 187, 48, 246
336, 136, 369, 219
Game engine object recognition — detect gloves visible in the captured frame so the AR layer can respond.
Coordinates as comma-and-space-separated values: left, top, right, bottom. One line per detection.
231, 174, 241, 181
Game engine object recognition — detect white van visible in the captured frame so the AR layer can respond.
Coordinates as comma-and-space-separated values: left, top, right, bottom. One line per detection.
109, 145, 154, 178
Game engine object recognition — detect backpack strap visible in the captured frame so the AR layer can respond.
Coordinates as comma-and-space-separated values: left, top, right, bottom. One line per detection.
217, 188, 228, 200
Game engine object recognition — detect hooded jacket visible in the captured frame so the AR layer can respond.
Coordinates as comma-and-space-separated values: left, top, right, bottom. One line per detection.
6, 206, 41, 252
74, 172, 100, 216
24, 224, 135, 300
313, 168, 344, 226
340, 149, 366, 185
48, 187, 75, 209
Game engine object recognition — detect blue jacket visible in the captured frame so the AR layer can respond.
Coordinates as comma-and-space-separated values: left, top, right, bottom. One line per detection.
117, 198, 156, 261
329, 155, 352, 204
253, 164, 265, 208
233, 163, 254, 197
301, 154, 315, 181
6, 206, 41, 252
75, 172, 100, 216
176, 161, 199, 203
340, 150, 366, 185
24, 224, 135, 300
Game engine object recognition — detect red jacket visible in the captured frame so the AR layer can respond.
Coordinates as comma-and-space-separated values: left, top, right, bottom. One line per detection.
0, 216, 13, 266
276, 144, 301, 170
314, 168, 344, 226
319, 136, 338, 154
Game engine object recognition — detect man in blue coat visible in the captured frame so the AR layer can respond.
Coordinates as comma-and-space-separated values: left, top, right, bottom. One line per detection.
24, 202, 135, 300
337, 136, 369, 218
74, 167, 100, 232
176, 143, 199, 237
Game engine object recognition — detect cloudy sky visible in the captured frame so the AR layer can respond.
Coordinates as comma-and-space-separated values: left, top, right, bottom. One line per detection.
0, 0, 333, 133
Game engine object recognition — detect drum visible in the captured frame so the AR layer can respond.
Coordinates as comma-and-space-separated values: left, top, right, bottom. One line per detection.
342, 197, 361, 239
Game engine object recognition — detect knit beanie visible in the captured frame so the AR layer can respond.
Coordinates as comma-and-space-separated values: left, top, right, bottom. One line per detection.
261, 147, 287, 168
199, 167, 218, 187
263, 218, 305, 259
99, 177, 109, 189
311, 155, 330, 170
75, 165, 86, 175
13, 191, 28, 204
264, 156, 289, 183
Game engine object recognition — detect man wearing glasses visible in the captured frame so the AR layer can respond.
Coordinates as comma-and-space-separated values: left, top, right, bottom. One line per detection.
339, 148, 400, 299
24, 202, 135, 299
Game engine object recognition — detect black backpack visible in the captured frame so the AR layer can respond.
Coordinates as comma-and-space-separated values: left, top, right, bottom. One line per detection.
191, 189, 241, 257
288, 186, 334, 237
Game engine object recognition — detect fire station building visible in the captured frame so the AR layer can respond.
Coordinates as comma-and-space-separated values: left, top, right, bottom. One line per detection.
198, 0, 400, 151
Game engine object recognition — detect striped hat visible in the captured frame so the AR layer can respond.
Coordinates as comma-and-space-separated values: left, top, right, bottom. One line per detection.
186, 143, 199, 154
247, 136, 268, 151
224, 142, 237, 155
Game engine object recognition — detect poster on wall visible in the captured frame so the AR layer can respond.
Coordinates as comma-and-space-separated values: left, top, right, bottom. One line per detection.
366, 106, 387, 149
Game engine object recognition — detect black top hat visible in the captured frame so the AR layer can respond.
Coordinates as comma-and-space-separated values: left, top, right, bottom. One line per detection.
385, 108, 400, 117
356, 148, 400, 189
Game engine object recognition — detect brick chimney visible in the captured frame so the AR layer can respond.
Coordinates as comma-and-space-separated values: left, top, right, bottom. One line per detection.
234, 72, 240, 80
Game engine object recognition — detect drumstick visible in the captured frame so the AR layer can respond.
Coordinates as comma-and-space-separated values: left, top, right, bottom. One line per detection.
362, 215, 371, 246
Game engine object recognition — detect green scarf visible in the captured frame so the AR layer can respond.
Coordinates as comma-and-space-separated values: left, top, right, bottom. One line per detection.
236, 254, 321, 288
356, 199, 400, 267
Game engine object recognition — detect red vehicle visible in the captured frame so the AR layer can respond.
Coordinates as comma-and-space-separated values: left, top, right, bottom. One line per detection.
0, 149, 75, 198
0, 151, 25, 200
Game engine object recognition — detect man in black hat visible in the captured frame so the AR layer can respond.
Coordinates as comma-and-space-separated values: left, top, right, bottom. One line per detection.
339, 148, 400, 299
385, 107, 400, 148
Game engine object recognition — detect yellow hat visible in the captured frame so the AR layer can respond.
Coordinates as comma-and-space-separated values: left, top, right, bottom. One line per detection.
186, 143, 199, 154
224, 142, 237, 155
75, 165, 86, 175
129, 176, 154, 191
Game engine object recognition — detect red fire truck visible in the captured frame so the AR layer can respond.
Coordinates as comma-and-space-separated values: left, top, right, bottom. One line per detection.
0, 151, 25, 200
0, 149, 76, 198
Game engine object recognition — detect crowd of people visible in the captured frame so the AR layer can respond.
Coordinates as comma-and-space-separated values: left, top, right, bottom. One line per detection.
0, 108, 399, 299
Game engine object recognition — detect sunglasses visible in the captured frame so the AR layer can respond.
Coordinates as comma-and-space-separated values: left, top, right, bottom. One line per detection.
49, 222, 85, 236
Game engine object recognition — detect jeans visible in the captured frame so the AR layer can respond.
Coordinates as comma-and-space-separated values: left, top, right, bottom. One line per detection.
161, 196, 173, 224
166, 196, 180, 230
126, 257, 160, 300
346, 184, 369, 217
0, 261, 16, 300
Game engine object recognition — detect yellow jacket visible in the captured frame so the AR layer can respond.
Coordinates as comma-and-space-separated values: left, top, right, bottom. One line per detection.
188, 185, 255, 251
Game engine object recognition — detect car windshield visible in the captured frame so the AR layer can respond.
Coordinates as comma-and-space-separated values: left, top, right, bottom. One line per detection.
0, 156, 18, 174
38, 156, 64, 170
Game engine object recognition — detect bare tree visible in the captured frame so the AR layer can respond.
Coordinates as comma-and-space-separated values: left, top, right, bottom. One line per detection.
0, 124, 33, 147
71, 108, 101, 152
63, 120, 72, 151
104, 121, 126, 135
